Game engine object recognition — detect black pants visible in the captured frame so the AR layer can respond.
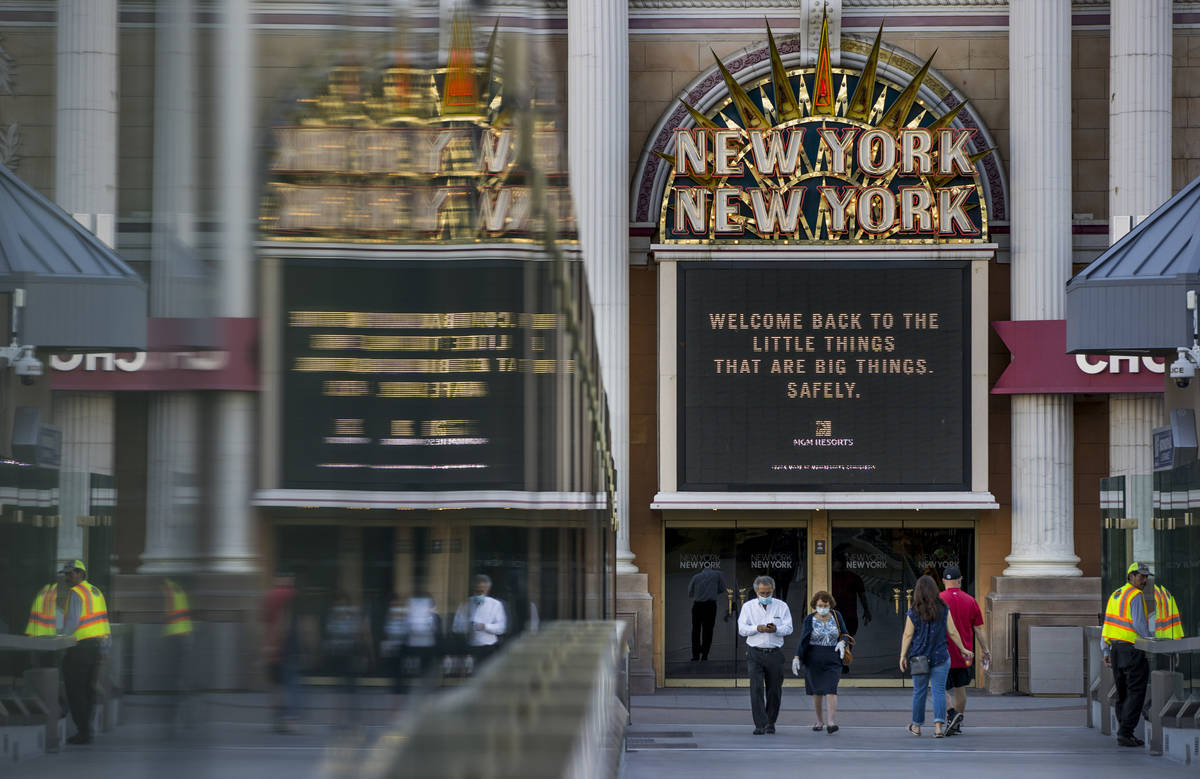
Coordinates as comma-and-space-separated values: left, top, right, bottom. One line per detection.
691, 601, 717, 660
1112, 641, 1149, 738
63, 639, 102, 739
747, 646, 784, 728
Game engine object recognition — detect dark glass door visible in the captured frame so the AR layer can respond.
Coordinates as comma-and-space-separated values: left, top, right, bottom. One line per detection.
665, 526, 807, 680
830, 526, 974, 679
733, 527, 807, 679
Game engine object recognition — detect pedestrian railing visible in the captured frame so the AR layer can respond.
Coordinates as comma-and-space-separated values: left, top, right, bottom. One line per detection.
354, 621, 630, 779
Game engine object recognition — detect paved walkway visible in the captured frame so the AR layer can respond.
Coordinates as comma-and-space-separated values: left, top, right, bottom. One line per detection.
622, 689, 1197, 779
10, 687, 1199, 778
5, 691, 399, 779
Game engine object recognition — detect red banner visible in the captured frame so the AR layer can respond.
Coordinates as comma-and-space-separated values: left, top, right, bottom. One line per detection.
991, 320, 1164, 394
49, 318, 259, 392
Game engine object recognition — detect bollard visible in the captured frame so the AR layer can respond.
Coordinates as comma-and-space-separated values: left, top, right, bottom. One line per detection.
1099, 662, 1115, 736
1148, 668, 1183, 756
22, 668, 60, 753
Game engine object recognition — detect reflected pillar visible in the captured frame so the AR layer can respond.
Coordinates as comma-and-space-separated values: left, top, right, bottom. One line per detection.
209, 0, 256, 575
1109, 0, 1172, 571
54, 394, 114, 571
567, 0, 633, 574
54, 0, 119, 576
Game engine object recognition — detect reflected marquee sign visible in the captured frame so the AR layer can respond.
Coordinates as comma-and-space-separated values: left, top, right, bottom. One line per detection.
282, 260, 562, 490
678, 262, 969, 490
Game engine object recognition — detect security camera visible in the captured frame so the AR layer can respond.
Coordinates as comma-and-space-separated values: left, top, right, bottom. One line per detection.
0, 342, 42, 380
1173, 346, 1200, 388
11, 349, 42, 377
1171, 352, 1195, 377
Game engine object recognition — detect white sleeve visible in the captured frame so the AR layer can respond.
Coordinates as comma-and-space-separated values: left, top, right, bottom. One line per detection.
737, 602, 756, 637
484, 600, 506, 636
774, 604, 794, 637
452, 603, 470, 634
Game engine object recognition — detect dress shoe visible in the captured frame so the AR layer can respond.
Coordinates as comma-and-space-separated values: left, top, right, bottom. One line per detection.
67, 734, 92, 745
1116, 735, 1142, 747
753, 728, 765, 735
764, 725, 775, 734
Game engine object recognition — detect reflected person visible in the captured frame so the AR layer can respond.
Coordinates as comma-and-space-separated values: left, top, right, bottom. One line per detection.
453, 574, 507, 670
687, 565, 726, 661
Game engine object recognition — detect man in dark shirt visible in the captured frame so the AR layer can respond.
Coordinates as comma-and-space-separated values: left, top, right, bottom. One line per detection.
688, 566, 727, 661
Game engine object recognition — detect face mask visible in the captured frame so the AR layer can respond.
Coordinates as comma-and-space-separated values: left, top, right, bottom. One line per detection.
758, 596, 772, 606
472, 595, 485, 604
816, 606, 831, 616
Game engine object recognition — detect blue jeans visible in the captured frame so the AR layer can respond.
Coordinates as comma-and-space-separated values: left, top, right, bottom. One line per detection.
911, 658, 950, 725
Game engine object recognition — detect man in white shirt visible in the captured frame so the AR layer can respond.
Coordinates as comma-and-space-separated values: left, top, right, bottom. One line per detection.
737, 575, 794, 735
453, 574, 507, 668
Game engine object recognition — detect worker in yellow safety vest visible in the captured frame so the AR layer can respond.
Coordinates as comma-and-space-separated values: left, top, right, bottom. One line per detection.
60, 559, 111, 745
1102, 561, 1157, 748
1148, 578, 1184, 639
162, 578, 193, 637
25, 571, 66, 637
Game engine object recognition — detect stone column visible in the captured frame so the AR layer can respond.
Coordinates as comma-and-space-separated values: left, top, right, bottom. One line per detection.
54, 0, 118, 569
567, 0, 633, 574
139, 0, 201, 574
209, 0, 257, 574
1004, 0, 1079, 578
988, 0, 1101, 694
1109, 0, 1172, 568
138, 395, 200, 572
53, 394, 114, 570
55, 0, 118, 246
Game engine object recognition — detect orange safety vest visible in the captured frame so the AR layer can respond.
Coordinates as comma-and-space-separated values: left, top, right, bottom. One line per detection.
163, 579, 193, 636
71, 582, 111, 641
1154, 585, 1184, 639
1102, 583, 1142, 646
24, 583, 57, 637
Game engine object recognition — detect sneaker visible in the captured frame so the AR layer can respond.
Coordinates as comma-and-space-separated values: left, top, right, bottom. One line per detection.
1116, 735, 1141, 747
765, 724, 776, 734
947, 711, 963, 735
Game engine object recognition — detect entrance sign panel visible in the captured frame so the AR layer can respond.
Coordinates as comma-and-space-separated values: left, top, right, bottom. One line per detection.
679, 262, 969, 490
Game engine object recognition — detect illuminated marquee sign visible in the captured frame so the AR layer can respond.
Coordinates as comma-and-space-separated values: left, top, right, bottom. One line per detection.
659, 19, 989, 243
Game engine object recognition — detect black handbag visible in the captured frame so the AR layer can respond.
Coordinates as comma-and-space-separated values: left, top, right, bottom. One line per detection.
909, 654, 931, 675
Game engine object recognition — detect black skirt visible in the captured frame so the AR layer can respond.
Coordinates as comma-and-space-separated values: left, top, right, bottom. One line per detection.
804, 644, 842, 695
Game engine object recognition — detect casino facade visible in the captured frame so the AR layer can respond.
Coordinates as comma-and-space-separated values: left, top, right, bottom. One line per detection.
1, 0, 1198, 692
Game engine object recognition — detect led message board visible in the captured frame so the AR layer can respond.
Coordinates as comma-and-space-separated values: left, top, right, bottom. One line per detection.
678, 262, 969, 490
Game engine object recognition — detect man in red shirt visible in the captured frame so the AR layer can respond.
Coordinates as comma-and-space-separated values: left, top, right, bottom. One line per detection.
940, 566, 990, 736
261, 574, 300, 732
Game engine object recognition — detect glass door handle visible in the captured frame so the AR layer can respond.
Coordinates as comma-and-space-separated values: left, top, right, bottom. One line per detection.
893, 587, 902, 614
